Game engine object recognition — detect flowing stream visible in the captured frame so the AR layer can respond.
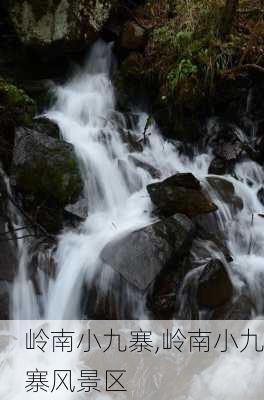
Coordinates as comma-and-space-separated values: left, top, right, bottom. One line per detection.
10, 40, 264, 320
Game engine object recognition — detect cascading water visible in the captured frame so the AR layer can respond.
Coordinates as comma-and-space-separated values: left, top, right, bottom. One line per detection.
10, 39, 264, 320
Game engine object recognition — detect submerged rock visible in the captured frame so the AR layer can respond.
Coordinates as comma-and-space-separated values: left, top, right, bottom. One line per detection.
147, 173, 217, 217
128, 155, 161, 179
4, 0, 115, 51
197, 259, 233, 308
11, 126, 83, 232
100, 214, 194, 291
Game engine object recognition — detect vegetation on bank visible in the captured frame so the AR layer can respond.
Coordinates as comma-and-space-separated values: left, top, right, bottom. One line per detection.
117, 0, 264, 139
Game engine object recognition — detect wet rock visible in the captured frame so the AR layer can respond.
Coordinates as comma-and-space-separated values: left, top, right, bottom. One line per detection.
0, 281, 10, 320
197, 259, 233, 308
148, 257, 193, 319
19, 79, 54, 112
11, 126, 83, 205
128, 155, 161, 179
101, 214, 194, 291
191, 237, 232, 266
4, 0, 115, 51
212, 292, 254, 320
121, 21, 146, 50
208, 157, 229, 175
207, 177, 243, 212
32, 117, 60, 138
122, 130, 144, 153
28, 237, 56, 294
205, 119, 244, 166
257, 187, 264, 206
11, 126, 83, 233
118, 159, 142, 192
147, 173, 217, 217
0, 178, 17, 282
0, 217, 17, 282
64, 197, 88, 221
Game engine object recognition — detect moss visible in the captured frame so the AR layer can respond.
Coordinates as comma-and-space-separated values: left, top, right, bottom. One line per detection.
14, 150, 82, 206
0, 79, 36, 124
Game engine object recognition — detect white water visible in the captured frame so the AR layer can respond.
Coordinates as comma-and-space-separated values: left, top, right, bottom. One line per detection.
11, 40, 264, 320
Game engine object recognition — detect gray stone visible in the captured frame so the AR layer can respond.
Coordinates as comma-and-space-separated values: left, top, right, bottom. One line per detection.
100, 214, 194, 291
4, 0, 115, 50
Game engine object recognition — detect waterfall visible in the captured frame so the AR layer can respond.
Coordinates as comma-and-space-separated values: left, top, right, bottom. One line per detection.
10, 39, 264, 320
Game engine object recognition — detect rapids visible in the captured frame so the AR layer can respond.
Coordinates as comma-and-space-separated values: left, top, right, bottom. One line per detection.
10, 40, 264, 320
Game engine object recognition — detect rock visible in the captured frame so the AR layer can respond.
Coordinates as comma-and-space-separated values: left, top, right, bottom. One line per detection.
19, 79, 54, 112
101, 214, 194, 291
0, 219, 17, 282
197, 259, 233, 308
147, 257, 193, 319
11, 126, 83, 205
0, 281, 10, 320
257, 187, 264, 206
121, 130, 144, 153
64, 197, 88, 221
28, 237, 56, 294
0, 78, 36, 125
207, 177, 243, 212
118, 159, 142, 192
147, 173, 217, 217
205, 119, 244, 163
32, 116, 60, 138
213, 292, 254, 319
0, 177, 17, 282
128, 155, 161, 179
121, 21, 146, 50
4, 0, 116, 51
208, 157, 229, 175
0, 79, 36, 171
11, 126, 83, 233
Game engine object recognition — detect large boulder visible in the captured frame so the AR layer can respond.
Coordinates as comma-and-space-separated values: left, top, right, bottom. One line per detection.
11, 126, 83, 233
100, 214, 194, 291
147, 173, 217, 217
3, 0, 116, 51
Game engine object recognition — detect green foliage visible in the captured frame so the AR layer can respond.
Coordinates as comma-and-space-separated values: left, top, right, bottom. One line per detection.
0, 79, 36, 125
167, 59, 198, 92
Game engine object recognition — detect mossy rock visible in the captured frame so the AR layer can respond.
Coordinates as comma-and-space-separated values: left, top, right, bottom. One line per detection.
11, 126, 83, 233
11, 127, 83, 205
0, 79, 36, 125
19, 79, 55, 112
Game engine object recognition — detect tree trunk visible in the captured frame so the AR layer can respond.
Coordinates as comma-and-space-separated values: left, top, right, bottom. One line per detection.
220, 0, 239, 39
